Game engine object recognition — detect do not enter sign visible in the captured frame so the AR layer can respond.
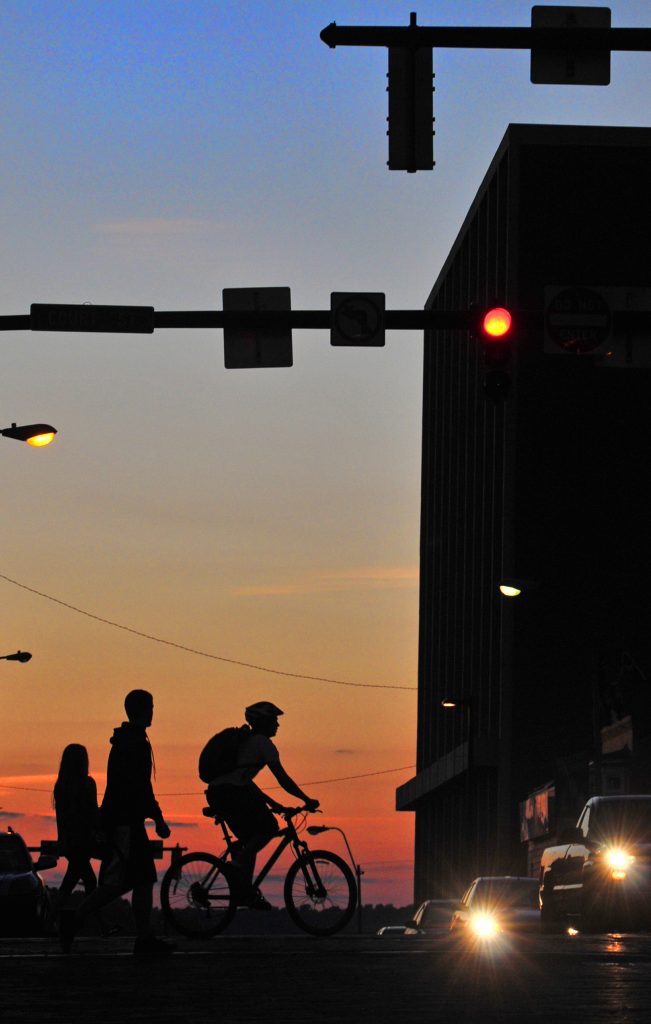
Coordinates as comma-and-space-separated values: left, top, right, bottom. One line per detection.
544, 286, 612, 354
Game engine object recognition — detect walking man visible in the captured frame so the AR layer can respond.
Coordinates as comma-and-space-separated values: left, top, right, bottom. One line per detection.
60, 689, 175, 956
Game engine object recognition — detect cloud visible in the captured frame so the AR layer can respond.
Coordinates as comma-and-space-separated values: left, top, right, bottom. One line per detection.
0, 810, 23, 819
93, 218, 227, 238
335, 749, 356, 756
234, 564, 418, 597
0, 774, 56, 791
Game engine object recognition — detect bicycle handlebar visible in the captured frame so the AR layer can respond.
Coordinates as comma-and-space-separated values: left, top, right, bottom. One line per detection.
281, 805, 322, 819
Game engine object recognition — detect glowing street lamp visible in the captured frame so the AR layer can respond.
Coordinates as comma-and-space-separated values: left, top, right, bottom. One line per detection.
1, 422, 57, 447
0, 651, 32, 663
498, 578, 538, 598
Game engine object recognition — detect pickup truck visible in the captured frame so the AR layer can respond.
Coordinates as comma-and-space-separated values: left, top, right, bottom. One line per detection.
539, 795, 651, 931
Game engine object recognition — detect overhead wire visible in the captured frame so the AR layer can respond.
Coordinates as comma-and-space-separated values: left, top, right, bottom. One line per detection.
0, 571, 416, 692
0, 763, 416, 798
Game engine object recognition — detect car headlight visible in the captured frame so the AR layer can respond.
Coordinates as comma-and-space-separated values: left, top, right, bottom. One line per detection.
470, 912, 500, 938
604, 848, 635, 879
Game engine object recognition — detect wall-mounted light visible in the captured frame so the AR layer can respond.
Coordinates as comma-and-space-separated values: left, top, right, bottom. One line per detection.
498, 578, 538, 598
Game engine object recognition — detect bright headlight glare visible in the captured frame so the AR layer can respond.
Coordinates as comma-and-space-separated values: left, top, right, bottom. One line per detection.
605, 848, 634, 871
470, 912, 500, 938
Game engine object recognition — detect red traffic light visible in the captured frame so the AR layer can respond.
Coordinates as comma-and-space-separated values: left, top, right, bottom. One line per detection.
481, 307, 512, 338
470, 303, 514, 402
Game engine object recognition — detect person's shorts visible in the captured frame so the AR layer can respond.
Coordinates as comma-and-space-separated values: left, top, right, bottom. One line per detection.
99, 822, 157, 891
207, 783, 278, 842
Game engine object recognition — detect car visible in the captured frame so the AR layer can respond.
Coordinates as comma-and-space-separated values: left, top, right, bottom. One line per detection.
376, 925, 407, 937
403, 899, 459, 936
0, 829, 57, 935
539, 795, 651, 932
449, 877, 540, 940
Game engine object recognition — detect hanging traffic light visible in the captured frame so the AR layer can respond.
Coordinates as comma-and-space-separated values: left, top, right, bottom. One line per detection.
386, 34, 435, 172
472, 304, 514, 401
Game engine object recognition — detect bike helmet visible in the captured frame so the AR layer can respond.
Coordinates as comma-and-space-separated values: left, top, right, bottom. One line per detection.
245, 701, 284, 724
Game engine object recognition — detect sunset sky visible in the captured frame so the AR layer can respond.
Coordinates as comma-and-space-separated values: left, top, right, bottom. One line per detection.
2, 0, 651, 907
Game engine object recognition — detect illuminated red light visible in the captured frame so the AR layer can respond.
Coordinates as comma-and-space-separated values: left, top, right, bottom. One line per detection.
482, 307, 512, 338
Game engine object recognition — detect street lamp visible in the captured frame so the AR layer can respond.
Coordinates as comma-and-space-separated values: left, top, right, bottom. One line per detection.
1, 422, 57, 447
0, 650, 32, 663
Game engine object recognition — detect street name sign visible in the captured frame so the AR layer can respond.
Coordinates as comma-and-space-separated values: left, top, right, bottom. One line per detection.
31, 303, 155, 333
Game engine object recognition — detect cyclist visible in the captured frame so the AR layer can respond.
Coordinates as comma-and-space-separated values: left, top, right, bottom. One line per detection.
206, 701, 320, 906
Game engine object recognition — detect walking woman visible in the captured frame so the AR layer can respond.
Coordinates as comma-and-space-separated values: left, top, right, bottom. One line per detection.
53, 743, 100, 903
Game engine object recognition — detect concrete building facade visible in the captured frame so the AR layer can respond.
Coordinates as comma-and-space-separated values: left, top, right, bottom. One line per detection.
396, 124, 651, 903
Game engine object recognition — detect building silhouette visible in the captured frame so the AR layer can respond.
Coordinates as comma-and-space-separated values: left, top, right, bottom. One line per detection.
396, 124, 651, 902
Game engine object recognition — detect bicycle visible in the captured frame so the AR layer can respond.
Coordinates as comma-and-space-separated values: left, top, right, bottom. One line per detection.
160, 805, 357, 938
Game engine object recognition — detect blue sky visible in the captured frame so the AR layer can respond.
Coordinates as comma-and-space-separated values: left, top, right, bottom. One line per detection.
1, 1, 650, 904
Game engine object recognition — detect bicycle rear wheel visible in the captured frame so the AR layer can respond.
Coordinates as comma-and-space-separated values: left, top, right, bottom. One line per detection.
160, 852, 235, 938
284, 849, 357, 936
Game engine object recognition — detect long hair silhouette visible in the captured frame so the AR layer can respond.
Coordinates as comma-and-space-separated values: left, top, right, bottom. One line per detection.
53, 743, 90, 810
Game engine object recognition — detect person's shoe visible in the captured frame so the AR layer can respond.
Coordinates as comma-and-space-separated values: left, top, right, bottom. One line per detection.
226, 864, 251, 907
133, 934, 177, 958
248, 888, 272, 911
58, 908, 78, 954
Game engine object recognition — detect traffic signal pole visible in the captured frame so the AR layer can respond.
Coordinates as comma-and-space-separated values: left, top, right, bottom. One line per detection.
0, 306, 517, 333
320, 23, 651, 52
321, 10, 651, 170
5, 306, 651, 335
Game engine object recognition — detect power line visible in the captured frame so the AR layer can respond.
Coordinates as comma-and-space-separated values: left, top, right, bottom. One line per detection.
0, 764, 416, 798
265, 764, 416, 791
0, 783, 52, 794
0, 571, 416, 692
161, 763, 417, 795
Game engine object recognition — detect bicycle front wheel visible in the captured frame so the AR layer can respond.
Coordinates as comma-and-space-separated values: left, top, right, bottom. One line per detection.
284, 849, 357, 936
160, 852, 235, 938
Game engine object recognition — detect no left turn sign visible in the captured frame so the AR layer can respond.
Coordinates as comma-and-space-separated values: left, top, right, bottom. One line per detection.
330, 292, 385, 346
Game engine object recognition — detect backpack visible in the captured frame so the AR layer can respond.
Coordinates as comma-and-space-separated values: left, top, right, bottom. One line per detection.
198, 725, 250, 784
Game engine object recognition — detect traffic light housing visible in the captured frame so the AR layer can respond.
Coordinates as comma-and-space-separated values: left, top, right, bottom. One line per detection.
386, 44, 435, 171
472, 304, 514, 401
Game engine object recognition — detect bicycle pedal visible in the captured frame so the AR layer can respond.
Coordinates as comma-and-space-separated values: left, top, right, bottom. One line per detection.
249, 890, 273, 911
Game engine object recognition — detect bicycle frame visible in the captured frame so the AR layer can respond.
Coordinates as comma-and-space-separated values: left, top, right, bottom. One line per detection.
215, 812, 312, 892
161, 808, 357, 938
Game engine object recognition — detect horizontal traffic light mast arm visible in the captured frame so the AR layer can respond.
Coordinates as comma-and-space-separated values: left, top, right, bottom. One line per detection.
320, 24, 651, 52
1, 307, 523, 332
3, 307, 650, 333
0, 315, 31, 330
154, 310, 493, 330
